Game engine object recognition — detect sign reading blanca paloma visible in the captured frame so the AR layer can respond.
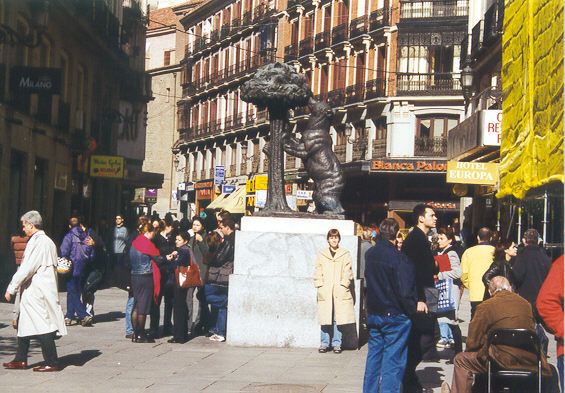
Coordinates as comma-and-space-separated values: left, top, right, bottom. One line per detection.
371, 160, 447, 172
446, 161, 499, 185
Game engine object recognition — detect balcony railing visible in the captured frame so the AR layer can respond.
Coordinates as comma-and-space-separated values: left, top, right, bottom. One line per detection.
369, 8, 389, 30
231, 18, 240, 30
328, 89, 345, 107
350, 16, 368, 39
331, 24, 348, 45
299, 37, 314, 57
220, 24, 230, 39
345, 83, 365, 104
396, 73, 462, 95
365, 78, 386, 99
400, 0, 469, 19
243, 11, 252, 24
414, 136, 447, 156
284, 44, 298, 61
315, 31, 330, 51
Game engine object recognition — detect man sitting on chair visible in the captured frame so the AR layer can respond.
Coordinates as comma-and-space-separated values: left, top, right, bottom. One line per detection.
441, 276, 551, 393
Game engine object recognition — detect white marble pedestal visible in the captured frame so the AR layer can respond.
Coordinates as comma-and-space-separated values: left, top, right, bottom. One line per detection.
226, 216, 362, 348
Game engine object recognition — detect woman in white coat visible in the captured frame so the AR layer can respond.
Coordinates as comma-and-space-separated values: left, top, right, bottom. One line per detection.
314, 229, 355, 354
3, 211, 67, 372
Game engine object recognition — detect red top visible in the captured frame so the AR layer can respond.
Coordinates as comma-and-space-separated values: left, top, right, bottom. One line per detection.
536, 255, 564, 357
10, 235, 29, 265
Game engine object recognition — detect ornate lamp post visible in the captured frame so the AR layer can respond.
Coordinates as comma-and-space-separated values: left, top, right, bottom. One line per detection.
461, 57, 474, 110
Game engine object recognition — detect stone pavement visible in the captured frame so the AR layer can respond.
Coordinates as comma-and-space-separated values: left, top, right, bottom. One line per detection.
0, 287, 556, 393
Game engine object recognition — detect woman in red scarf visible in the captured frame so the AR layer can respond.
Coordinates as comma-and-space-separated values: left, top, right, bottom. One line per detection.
129, 223, 171, 343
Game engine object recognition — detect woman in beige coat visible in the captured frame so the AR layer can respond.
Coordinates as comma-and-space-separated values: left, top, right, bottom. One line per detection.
314, 229, 355, 353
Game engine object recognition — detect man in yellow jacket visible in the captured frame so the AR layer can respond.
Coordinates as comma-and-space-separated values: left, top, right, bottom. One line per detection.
460, 227, 495, 319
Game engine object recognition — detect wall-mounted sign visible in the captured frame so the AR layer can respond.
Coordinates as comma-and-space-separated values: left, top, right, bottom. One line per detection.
214, 165, 225, 185
446, 161, 499, 185
145, 188, 158, 204
89, 155, 124, 178
197, 188, 212, 198
296, 190, 313, 200
480, 110, 502, 146
388, 200, 460, 212
370, 159, 447, 173
223, 185, 236, 194
195, 181, 213, 189
10, 66, 61, 94
255, 175, 268, 190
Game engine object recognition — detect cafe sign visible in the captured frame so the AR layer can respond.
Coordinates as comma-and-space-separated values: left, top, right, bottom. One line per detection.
89, 155, 124, 178
446, 161, 499, 186
370, 159, 447, 173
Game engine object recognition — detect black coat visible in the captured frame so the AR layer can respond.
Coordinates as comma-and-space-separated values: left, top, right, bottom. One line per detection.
207, 232, 235, 287
512, 245, 551, 307
402, 226, 439, 302
482, 257, 515, 300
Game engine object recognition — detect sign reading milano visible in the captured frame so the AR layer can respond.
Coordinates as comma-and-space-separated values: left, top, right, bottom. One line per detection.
10, 67, 61, 94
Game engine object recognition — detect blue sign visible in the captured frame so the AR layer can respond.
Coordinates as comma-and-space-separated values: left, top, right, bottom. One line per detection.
214, 165, 225, 185
223, 185, 236, 194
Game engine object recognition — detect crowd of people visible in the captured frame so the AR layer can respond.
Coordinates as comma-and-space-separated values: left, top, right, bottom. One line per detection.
2, 205, 562, 393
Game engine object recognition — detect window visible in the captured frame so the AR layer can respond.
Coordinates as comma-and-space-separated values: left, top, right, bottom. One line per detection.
417, 115, 459, 138
164, 50, 173, 66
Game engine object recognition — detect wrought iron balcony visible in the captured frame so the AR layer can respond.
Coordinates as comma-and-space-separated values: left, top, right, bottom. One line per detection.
369, 8, 389, 31
414, 136, 447, 157
350, 16, 368, 39
365, 78, 386, 99
331, 24, 348, 46
220, 24, 230, 39
315, 32, 330, 51
400, 0, 468, 19
231, 18, 240, 30
328, 89, 345, 107
345, 83, 365, 104
243, 11, 252, 25
299, 37, 314, 57
284, 44, 298, 62
396, 72, 462, 95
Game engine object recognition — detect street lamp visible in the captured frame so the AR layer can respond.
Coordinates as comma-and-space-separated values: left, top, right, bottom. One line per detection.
345, 124, 355, 144
0, 0, 49, 48
461, 57, 474, 109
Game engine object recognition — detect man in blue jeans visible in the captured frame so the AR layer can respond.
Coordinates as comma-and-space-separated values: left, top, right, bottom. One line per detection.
363, 218, 417, 393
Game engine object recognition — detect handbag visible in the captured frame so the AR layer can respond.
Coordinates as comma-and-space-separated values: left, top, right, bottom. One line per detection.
57, 257, 72, 274
435, 278, 457, 313
176, 258, 202, 289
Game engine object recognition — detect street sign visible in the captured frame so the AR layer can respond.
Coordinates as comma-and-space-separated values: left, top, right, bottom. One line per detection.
145, 188, 157, 204
223, 184, 236, 194
214, 165, 225, 185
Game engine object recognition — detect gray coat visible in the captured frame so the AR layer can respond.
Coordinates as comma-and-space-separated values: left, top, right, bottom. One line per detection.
188, 231, 209, 281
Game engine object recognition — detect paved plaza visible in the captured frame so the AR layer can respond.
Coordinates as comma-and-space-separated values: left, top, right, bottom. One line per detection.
0, 286, 557, 392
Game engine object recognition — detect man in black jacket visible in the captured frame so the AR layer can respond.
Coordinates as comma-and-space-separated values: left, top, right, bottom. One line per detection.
402, 204, 439, 393
513, 228, 551, 353
363, 218, 417, 393
204, 216, 235, 342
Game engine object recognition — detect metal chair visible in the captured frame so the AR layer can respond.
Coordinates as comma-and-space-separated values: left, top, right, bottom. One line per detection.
487, 328, 542, 393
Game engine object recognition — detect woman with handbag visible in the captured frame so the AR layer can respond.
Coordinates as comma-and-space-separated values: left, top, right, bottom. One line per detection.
187, 218, 209, 336
169, 231, 200, 343
434, 227, 462, 356
129, 223, 170, 343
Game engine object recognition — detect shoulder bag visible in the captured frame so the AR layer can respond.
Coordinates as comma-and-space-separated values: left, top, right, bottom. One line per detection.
176, 254, 202, 288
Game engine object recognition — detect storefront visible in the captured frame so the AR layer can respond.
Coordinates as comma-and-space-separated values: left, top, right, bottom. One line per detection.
195, 180, 214, 216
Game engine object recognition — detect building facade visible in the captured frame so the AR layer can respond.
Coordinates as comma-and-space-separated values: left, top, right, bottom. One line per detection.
144, 1, 201, 218
0, 0, 156, 275
175, 0, 467, 226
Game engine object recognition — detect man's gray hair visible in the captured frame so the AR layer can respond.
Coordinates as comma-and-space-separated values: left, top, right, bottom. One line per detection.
21, 210, 43, 229
488, 276, 511, 295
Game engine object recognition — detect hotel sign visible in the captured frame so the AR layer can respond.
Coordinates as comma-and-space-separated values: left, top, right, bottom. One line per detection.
370, 159, 447, 173
446, 161, 499, 185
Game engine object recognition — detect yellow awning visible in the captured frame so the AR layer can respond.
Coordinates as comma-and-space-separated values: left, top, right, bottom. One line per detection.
497, 0, 564, 199
205, 186, 246, 214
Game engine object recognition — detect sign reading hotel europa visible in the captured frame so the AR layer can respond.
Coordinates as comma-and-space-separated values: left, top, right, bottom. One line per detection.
446, 161, 499, 185
89, 155, 124, 178
370, 159, 447, 173
10, 66, 61, 94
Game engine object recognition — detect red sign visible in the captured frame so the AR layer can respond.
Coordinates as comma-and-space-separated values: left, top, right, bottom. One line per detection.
197, 189, 211, 198
195, 181, 213, 189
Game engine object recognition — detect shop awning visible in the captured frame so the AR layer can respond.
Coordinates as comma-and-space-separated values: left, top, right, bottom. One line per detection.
120, 170, 164, 189
498, 0, 564, 199
205, 185, 246, 214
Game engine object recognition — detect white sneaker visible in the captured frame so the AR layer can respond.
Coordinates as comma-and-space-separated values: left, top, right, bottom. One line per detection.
209, 334, 225, 342
436, 339, 450, 349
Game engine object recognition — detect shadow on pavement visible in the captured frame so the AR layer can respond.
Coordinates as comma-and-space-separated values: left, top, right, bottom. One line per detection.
56, 349, 102, 368
416, 366, 444, 389
93, 311, 124, 324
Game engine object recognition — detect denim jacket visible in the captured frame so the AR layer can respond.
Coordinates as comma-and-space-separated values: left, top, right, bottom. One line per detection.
129, 246, 153, 275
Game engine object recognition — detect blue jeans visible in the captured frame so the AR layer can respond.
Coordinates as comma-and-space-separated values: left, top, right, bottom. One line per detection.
204, 284, 228, 337
125, 295, 134, 335
439, 321, 454, 342
66, 275, 88, 319
363, 313, 412, 393
320, 308, 342, 347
